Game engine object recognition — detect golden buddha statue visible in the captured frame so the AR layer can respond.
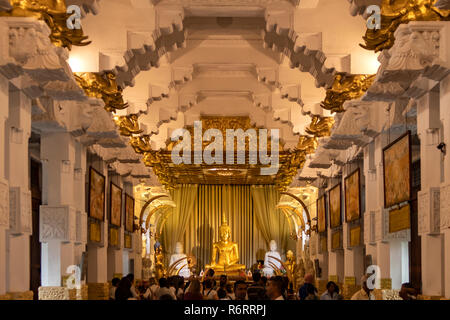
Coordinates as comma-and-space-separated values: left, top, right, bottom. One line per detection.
205, 215, 245, 274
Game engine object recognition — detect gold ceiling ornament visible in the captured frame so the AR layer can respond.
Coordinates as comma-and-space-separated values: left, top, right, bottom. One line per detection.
320, 73, 376, 113
0, 0, 91, 49
130, 135, 152, 154
305, 115, 335, 137
166, 115, 284, 152
114, 114, 143, 136
74, 72, 128, 113
296, 135, 318, 155
361, 0, 450, 52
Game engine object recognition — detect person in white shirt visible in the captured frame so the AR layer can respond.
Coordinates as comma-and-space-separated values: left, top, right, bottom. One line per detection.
143, 278, 159, 300
320, 281, 340, 300
266, 276, 285, 300
156, 278, 177, 300
351, 274, 375, 300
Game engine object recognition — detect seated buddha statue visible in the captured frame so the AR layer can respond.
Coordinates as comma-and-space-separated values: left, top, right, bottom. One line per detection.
205, 215, 245, 274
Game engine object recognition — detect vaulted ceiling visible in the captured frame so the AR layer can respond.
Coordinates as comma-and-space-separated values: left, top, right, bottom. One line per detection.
65, 0, 381, 188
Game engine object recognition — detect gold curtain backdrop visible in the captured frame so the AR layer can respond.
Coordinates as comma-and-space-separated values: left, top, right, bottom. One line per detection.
160, 184, 295, 270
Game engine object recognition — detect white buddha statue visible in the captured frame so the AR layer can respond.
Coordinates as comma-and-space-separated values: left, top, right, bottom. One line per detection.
169, 242, 190, 278
263, 240, 282, 277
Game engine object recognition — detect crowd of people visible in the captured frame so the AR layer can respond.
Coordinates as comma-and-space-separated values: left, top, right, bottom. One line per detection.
110, 270, 419, 301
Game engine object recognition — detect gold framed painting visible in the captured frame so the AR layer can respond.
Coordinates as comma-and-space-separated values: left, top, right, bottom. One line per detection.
329, 183, 342, 228
320, 235, 327, 253
349, 225, 361, 247
124, 233, 132, 249
89, 220, 101, 243
88, 167, 105, 221
345, 168, 361, 223
109, 183, 122, 227
383, 131, 411, 208
389, 203, 411, 233
317, 195, 327, 233
331, 231, 341, 250
109, 227, 119, 247
125, 194, 135, 233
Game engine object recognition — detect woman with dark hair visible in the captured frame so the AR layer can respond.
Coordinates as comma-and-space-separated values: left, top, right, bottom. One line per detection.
320, 281, 339, 300
115, 277, 133, 301
184, 279, 204, 300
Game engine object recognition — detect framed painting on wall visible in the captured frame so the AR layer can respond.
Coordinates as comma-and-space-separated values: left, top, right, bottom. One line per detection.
331, 231, 342, 250
345, 168, 361, 223
349, 225, 361, 247
383, 131, 411, 208
389, 204, 411, 233
88, 167, 105, 221
110, 183, 122, 227
89, 220, 101, 243
124, 233, 132, 249
125, 194, 135, 233
317, 195, 327, 233
329, 183, 342, 228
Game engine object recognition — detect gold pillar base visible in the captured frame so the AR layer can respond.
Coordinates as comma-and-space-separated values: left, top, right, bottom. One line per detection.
343, 277, 359, 300
87, 283, 109, 300
38, 287, 70, 300
0, 293, 12, 300
380, 278, 392, 289
417, 294, 444, 300
7, 291, 33, 300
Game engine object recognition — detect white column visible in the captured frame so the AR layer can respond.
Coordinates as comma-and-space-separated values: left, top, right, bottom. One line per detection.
0, 74, 9, 296
374, 133, 391, 288
418, 90, 444, 296
5, 86, 32, 293
107, 175, 124, 280
87, 157, 108, 284
440, 74, 450, 298
40, 132, 77, 286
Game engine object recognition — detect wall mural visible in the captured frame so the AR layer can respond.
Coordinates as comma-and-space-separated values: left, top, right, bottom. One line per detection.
329, 183, 342, 228
88, 167, 105, 221
125, 194, 135, 233
345, 168, 361, 223
110, 183, 122, 227
317, 195, 327, 233
383, 131, 411, 208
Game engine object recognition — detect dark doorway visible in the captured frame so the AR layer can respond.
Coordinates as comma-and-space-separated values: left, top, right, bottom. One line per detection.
409, 160, 422, 291
30, 158, 41, 300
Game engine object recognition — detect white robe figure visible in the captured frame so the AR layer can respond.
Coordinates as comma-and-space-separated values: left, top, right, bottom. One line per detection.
263, 240, 282, 277
169, 242, 190, 278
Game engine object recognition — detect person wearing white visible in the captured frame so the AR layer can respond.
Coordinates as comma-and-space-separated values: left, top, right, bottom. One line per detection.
169, 242, 191, 278
263, 240, 282, 277
351, 275, 375, 300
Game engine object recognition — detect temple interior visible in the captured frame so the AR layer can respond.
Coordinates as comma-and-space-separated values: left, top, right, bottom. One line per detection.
0, 0, 450, 301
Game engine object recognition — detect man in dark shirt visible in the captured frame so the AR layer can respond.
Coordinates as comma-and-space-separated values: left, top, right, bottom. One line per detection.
247, 272, 267, 300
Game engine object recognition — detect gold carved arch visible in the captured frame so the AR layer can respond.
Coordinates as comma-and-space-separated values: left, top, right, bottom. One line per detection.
144, 204, 173, 233
139, 195, 168, 227
280, 192, 311, 228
